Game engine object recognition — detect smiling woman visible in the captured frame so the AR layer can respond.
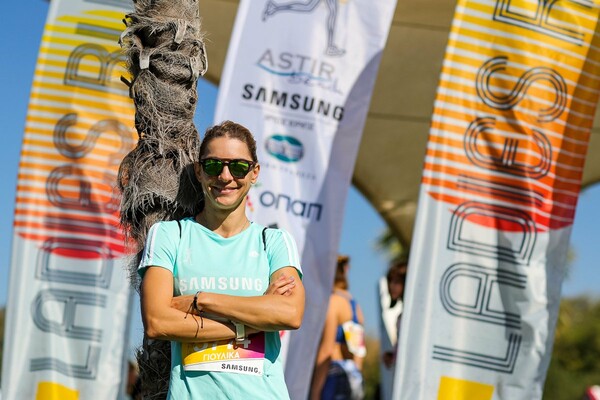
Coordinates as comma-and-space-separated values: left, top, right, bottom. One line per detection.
139, 120, 306, 399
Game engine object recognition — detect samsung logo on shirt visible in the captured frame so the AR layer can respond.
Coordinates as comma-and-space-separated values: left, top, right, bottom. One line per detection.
178, 277, 264, 292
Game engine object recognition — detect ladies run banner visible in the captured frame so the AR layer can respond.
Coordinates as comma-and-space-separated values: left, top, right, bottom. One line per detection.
2, 1, 135, 398
395, 1, 600, 399
214, 0, 396, 398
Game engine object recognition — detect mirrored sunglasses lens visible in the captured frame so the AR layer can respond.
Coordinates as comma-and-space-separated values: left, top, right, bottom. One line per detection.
229, 161, 251, 178
203, 160, 223, 176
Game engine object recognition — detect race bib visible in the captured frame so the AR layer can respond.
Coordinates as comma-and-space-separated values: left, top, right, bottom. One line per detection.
342, 321, 367, 357
182, 332, 265, 376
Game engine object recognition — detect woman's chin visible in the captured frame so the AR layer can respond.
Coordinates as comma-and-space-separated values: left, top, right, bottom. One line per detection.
208, 196, 242, 210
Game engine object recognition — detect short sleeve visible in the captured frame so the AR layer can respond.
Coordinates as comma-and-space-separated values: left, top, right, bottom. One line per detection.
138, 221, 179, 278
265, 228, 302, 279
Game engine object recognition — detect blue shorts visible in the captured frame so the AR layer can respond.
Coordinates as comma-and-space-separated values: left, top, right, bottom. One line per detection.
321, 360, 363, 400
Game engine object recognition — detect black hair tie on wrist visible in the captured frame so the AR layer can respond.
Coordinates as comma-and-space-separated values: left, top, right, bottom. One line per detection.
184, 291, 204, 337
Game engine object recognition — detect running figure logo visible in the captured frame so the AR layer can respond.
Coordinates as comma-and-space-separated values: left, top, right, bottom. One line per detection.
262, 0, 346, 57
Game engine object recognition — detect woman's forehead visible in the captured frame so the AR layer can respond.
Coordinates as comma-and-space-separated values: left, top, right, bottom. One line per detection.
204, 136, 252, 158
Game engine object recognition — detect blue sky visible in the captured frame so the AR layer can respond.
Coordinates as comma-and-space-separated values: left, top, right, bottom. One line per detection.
1, 2, 598, 356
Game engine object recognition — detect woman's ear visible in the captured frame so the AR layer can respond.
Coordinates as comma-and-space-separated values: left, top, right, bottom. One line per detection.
250, 163, 260, 184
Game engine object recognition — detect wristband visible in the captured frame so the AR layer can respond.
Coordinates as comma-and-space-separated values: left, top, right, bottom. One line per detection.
234, 322, 246, 343
192, 291, 202, 314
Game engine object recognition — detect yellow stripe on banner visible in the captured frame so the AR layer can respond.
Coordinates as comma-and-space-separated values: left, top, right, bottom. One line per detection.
86, 9, 131, 20
57, 15, 126, 31
437, 376, 494, 400
33, 92, 133, 110
30, 81, 130, 102
40, 31, 123, 50
36, 382, 79, 400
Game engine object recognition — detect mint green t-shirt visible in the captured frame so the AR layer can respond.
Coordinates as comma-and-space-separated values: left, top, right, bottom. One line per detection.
139, 217, 302, 400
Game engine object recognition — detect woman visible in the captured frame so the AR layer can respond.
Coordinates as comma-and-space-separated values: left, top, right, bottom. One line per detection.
311, 255, 366, 400
139, 120, 305, 399
381, 260, 408, 369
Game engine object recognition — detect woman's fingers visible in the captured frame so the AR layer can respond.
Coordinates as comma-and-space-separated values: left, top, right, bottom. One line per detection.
265, 275, 295, 295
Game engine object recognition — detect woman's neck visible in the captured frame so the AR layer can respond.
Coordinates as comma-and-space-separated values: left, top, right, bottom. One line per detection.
196, 206, 249, 238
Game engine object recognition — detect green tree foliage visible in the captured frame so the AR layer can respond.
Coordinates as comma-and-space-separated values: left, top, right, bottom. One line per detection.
543, 296, 600, 399
374, 229, 408, 264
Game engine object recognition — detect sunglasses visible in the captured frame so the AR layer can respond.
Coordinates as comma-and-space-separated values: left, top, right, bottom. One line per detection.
200, 158, 255, 178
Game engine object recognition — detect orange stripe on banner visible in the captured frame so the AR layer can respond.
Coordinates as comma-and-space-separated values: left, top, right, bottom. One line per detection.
25, 116, 134, 134
30, 81, 130, 102
14, 208, 120, 225
17, 149, 113, 165
17, 232, 125, 257
455, 10, 599, 53
21, 133, 131, 150
440, 57, 598, 106
14, 218, 122, 235
16, 184, 116, 202
17, 162, 118, 175
425, 144, 585, 183
422, 161, 581, 203
28, 104, 131, 121
423, 148, 582, 191
428, 116, 590, 156
32, 91, 133, 110
426, 130, 588, 163
426, 191, 574, 231
438, 70, 599, 120
421, 176, 576, 220
431, 89, 594, 135
32, 57, 126, 82
32, 69, 131, 93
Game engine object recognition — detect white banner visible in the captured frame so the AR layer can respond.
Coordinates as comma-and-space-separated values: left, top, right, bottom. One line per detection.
213, 0, 396, 398
394, 0, 600, 399
2, 0, 135, 399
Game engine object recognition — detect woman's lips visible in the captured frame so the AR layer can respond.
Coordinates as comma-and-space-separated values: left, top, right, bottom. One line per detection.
212, 186, 238, 195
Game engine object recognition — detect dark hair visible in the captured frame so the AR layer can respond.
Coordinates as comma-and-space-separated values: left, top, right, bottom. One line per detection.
387, 260, 408, 284
199, 120, 258, 162
334, 255, 350, 290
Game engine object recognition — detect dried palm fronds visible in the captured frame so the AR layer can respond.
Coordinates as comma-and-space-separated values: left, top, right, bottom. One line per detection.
117, 0, 207, 397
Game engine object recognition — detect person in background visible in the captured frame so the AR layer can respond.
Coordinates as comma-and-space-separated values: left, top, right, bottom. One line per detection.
382, 260, 408, 369
310, 255, 366, 400
378, 259, 408, 400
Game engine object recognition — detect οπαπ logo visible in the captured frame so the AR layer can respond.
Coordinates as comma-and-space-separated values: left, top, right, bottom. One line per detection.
265, 134, 304, 162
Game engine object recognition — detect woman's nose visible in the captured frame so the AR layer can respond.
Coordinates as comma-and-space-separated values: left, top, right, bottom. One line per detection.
218, 165, 234, 180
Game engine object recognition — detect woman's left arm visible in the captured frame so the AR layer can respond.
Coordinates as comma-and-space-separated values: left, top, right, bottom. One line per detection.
171, 267, 305, 331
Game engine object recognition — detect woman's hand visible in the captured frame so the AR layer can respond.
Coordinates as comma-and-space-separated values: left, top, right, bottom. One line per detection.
264, 274, 296, 296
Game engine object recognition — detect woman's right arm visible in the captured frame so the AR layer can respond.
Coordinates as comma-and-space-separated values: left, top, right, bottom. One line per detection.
141, 266, 241, 342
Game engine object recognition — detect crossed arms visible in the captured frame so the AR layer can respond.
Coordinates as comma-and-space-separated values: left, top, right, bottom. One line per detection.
141, 266, 305, 343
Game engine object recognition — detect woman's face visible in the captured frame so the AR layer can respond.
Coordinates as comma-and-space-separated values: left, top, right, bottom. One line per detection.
195, 136, 259, 212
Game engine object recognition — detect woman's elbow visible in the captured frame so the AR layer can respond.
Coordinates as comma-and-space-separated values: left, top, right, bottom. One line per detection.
284, 306, 304, 330
143, 316, 167, 339
285, 316, 302, 330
